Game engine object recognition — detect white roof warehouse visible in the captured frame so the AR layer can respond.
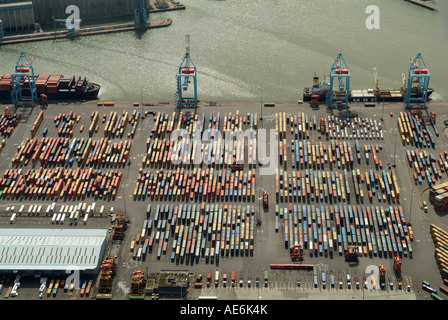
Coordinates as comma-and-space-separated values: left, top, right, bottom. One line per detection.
0, 229, 107, 275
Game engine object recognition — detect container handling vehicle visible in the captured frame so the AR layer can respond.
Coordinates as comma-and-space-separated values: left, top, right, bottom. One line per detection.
344, 245, 359, 262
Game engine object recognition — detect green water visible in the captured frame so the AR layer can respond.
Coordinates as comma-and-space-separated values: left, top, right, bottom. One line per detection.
1, 0, 448, 101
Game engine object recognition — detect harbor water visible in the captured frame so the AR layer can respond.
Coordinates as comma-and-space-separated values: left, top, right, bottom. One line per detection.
0, 0, 448, 102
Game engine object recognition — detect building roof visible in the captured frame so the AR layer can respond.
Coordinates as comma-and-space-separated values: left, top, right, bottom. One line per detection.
0, 228, 107, 272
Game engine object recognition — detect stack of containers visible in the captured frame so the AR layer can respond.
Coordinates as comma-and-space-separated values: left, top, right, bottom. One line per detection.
46, 75, 62, 94
0, 112, 21, 137
429, 181, 448, 211
0, 74, 12, 92
89, 111, 99, 137
36, 74, 50, 95
55, 111, 77, 138
31, 111, 44, 137
430, 224, 448, 292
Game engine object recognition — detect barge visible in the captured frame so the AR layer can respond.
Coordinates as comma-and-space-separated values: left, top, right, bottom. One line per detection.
303, 75, 433, 103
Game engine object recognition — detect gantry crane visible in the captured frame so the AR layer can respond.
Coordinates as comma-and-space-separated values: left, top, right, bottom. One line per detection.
373, 67, 379, 97
176, 35, 198, 108
404, 53, 430, 109
327, 53, 350, 109
52, 16, 82, 35
11, 52, 37, 106
134, 0, 148, 27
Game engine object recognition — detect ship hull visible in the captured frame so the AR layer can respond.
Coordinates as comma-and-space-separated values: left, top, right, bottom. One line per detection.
303, 89, 434, 103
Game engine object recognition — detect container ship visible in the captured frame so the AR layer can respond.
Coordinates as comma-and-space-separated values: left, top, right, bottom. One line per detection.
0, 73, 100, 103
303, 75, 434, 103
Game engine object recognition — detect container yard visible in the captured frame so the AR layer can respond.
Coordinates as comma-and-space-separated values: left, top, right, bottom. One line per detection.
1, 97, 447, 302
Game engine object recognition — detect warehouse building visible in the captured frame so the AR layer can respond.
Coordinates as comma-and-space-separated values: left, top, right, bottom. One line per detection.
0, 228, 107, 277
0, 2, 36, 33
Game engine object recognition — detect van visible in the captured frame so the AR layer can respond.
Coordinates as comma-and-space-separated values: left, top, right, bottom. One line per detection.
423, 201, 428, 212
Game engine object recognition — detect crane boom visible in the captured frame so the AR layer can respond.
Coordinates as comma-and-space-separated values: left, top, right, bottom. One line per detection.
373, 67, 379, 94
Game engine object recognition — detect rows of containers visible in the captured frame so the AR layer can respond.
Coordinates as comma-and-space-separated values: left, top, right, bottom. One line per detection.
52, 111, 79, 138
8, 201, 105, 225
407, 149, 448, 188
426, 224, 448, 299
12, 136, 132, 168
276, 112, 384, 142
275, 168, 400, 204
102, 110, 141, 139
397, 111, 437, 148
130, 203, 256, 264
133, 167, 256, 202
0, 167, 122, 200
276, 204, 414, 259
42, 278, 94, 298
0, 111, 21, 138
145, 110, 258, 168
279, 137, 383, 171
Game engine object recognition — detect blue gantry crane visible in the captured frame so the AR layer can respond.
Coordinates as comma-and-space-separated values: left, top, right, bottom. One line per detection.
134, 0, 148, 27
52, 16, 81, 35
327, 53, 350, 109
404, 53, 430, 109
176, 35, 198, 108
11, 52, 37, 106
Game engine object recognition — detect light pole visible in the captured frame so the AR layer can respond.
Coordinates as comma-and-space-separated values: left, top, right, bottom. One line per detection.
260, 88, 263, 121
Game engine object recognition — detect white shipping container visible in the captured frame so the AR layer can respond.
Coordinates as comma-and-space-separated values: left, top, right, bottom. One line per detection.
137, 247, 142, 260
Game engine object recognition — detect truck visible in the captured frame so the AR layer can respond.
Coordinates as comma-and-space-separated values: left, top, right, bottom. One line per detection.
214, 271, 219, 288
264, 270, 268, 288
379, 265, 386, 289
206, 273, 211, 288
223, 274, 227, 288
